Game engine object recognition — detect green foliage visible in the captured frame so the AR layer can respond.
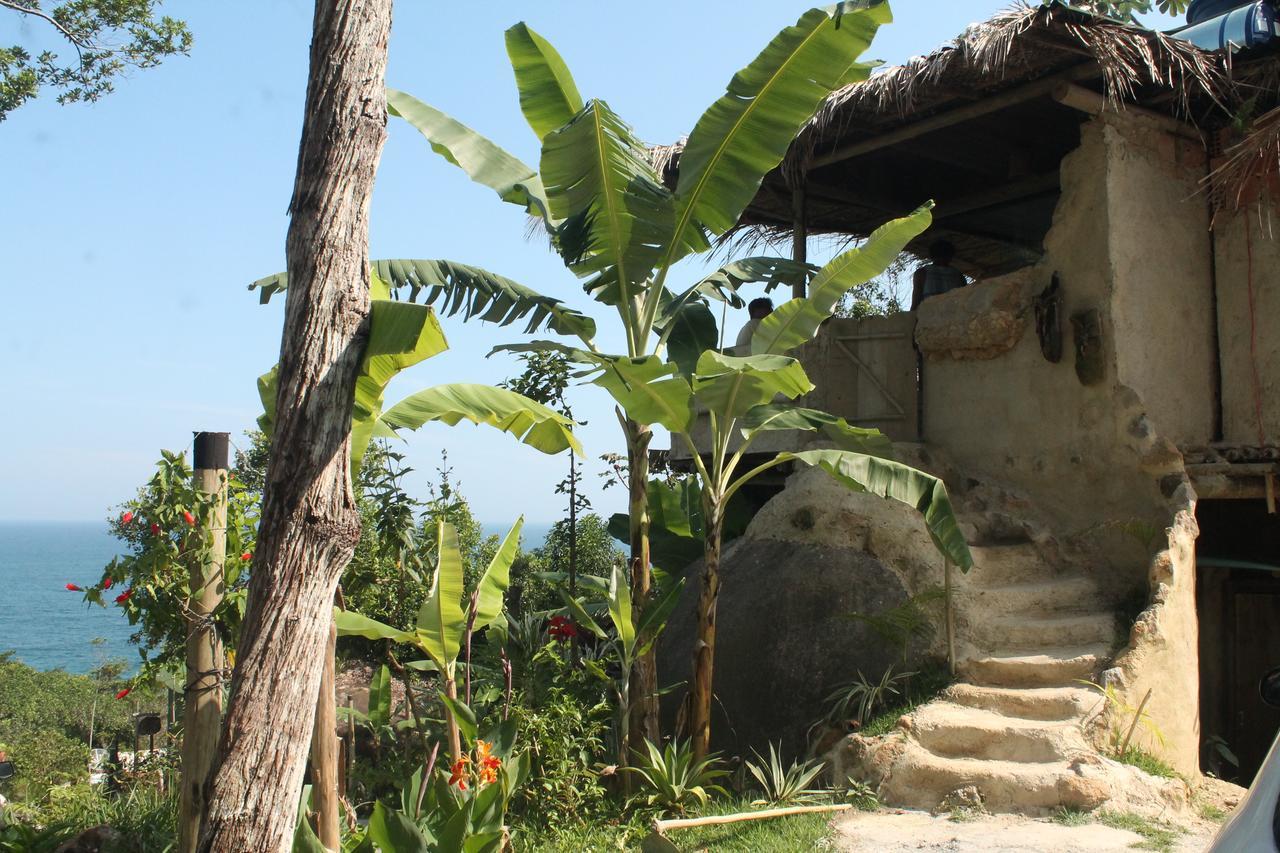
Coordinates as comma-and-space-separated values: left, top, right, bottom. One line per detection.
846, 664, 951, 738
625, 739, 728, 813
846, 586, 947, 665
1097, 810, 1183, 852
0, 785, 176, 852
1051, 806, 1092, 826
841, 779, 880, 812
1081, 681, 1167, 761
97, 450, 257, 675
744, 743, 826, 807
0, 654, 153, 802
516, 515, 622, 614
1115, 746, 1177, 779
1046, 0, 1190, 22
0, 0, 191, 121
822, 666, 916, 730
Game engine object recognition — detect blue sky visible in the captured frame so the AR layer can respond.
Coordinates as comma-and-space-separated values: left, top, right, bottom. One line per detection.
0, 1, 1171, 524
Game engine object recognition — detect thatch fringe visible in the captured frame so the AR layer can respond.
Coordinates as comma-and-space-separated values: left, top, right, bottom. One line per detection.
1207, 106, 1280, 216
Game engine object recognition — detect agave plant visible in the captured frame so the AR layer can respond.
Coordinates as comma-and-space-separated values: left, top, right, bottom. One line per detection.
625, 738, 728, 813
824, 666, 916, 729
251, 2, 899, 760
745, 742, 828, 807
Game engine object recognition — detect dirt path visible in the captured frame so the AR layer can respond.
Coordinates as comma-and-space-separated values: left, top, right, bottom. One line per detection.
831, 809, 1219, 852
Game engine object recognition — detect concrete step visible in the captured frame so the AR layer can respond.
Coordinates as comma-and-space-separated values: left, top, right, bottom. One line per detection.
974, 612, 1119, 650
959, 644, 1111, 688
910, 702, 1090, 762
944, 683, 1099, 721
954, 576, 1106, 614
963, 543, 1057, 586
878, 741, 1113, 814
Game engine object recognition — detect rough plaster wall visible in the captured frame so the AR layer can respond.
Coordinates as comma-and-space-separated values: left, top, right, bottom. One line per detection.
1214, 207, 1280, 445
1105, 120, 1215, 447
920, 115, 1203, 776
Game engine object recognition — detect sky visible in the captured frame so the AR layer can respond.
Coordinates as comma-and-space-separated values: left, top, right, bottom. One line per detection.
0, 0, 1177, 525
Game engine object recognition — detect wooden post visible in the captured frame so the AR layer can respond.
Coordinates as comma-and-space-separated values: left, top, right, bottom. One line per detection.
309, 616, 340, 850
179, 431, 228, 853
944, 559, 956, 677
792, 183, 808, 299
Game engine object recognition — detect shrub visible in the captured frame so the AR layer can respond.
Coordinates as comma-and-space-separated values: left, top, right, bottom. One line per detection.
625, 739, 728, 814
744, 743, 826, 807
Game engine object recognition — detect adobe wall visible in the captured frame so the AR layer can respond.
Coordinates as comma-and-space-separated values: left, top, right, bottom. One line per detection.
917, 113, 1213, 775
1213, 207, 1280, 446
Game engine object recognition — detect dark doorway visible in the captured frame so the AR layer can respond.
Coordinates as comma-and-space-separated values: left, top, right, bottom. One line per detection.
1196, 499, 1280, 784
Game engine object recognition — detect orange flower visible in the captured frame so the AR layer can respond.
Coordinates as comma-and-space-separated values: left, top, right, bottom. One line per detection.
475, 740, 493, 762
475, 740, 501, 786
448, 757, 470, 790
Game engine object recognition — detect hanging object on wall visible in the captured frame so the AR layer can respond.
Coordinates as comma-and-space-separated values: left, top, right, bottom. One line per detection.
1071, 308, 1105, 386
1034, 273, 1064, 363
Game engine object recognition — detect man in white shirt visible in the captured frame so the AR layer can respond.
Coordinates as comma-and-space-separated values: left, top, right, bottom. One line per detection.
734, 297, 774, 354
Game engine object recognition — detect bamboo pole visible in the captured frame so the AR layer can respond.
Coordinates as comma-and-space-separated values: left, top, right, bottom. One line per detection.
309, 616, 340, 849
654, 803, 851, 833
178, 431, 229, 853
944, 559, 956, 677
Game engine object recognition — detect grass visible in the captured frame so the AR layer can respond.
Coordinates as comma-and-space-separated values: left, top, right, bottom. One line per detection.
1197, 802, 1227, 823
515, 797, 839, 852
1115, 746, 1177, 779
1050, 806, 1092, 827
946, 806, 982, 823
858, 666, 952, 737
1098, 810, 1183, 853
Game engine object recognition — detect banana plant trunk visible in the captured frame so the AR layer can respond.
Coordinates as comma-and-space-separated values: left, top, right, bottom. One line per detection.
625, 419, 659, 753
196, 0, 392, 848
690, 505, 724, 761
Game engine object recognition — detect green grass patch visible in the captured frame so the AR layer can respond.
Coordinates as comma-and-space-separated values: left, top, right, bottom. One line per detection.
858, 666, 952, 737
1050, 806, 1092, 827
946, 806, 982, 823
1197, 802, 1227, 823
1115, 747, 1177, 779
1098, 810, 1183, 853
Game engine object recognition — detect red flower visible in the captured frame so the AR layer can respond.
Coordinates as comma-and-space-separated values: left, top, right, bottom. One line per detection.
121, 511, 134, 524
241, 552, 252, 561
183, 510, 195, 526
114, 688, 130, 700
150, 523, 161, 536
115, 588, 134, 604
448, 757, 470, 790
65, 583, 83, 592
548, 615, 578, 641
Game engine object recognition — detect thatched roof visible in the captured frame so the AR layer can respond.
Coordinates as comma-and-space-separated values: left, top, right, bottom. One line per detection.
654, 2, 1278, 273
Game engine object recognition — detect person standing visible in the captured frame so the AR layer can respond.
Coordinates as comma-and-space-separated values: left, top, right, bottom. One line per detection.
734, 297, 775, 353
911, 239, 968, 310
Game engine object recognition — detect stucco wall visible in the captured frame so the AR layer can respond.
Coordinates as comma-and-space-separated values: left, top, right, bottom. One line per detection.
916, 113, 1210, 775
1213, 207, 1280, 445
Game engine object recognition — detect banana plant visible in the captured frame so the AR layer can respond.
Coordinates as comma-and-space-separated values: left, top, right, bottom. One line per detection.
252, 3, 898, 756
333, 518, 522, 762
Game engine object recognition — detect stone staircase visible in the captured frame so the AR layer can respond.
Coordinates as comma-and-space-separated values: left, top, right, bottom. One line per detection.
833, 538, 1190, 816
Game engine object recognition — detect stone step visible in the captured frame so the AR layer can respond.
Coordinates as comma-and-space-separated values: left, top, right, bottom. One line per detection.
963, 543, 1058, 586
954, 576, 1106, 614
877, 741, 1112, 814
910, 701, 1091, 763
960, 644, 1111, 688
973, 612, 1119, 650
944, 683, 1099, 721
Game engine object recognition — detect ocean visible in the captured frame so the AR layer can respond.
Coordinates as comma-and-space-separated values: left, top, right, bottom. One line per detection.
0, 520, 558, 675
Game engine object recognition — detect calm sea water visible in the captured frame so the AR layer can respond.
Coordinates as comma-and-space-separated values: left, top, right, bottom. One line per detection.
0, 521, 559, 675
0, 521, 135, 674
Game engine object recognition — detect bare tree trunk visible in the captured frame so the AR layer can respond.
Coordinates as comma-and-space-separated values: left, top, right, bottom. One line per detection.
178, 435, 228, 853
196, 1, 392, 848
625, 420, 659, 754
690, 507, 723, 761
309, 618, 340, 850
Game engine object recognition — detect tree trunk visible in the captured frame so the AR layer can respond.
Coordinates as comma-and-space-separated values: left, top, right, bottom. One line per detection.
196, 1, 392, 848
626, 420, 659, 753
690, 507, 723, 761
309, 617, 340, 850
178, 439, 228, 853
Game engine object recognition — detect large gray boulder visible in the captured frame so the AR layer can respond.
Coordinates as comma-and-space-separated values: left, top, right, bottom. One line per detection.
657, 466, 952, 760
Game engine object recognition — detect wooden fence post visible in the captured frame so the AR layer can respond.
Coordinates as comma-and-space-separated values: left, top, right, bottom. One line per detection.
310, 615, 340, 849
178, 431, 229, 853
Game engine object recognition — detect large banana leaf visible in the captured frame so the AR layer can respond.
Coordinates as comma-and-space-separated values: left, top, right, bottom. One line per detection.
386, 88, 552, 223
778, 448, 973, 571
473, 518, 522, 630
592, 356, 695, 433
381, 383, 582, 456
256, 295, 449, 475
334, 609, 415, 644
541, 99, 673, 297
666, 3, 892, 263
691, 350, 813, 421
741, 403, 893, 458
416, 520, 468, 672
656, 297, 718, 377
505, 23, 583, 141
687, 256, 818, 305
250, 260, 596, 344
606, 562, 635, 655
751, 204, 932, 355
